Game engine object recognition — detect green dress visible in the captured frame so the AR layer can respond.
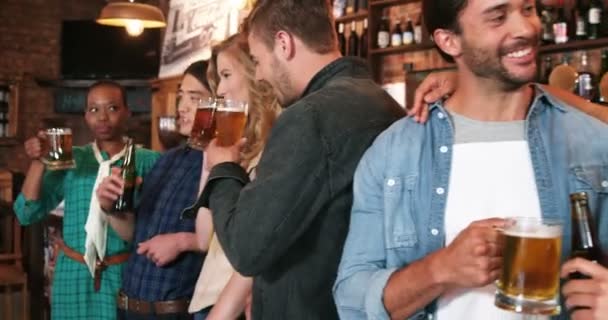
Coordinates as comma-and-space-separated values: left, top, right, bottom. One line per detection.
14, 144, 159, 320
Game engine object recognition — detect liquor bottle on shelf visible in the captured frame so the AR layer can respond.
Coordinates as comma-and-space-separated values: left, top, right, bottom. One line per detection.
553, 3, 568, 44
540, 56, 554, 84
391, 19, 403, 47
348, 21, 359, 56
575, 51, 596, 101
402, 15, 414, 46
598, 49, 608, 103
359, 18, 368, 58
588, 0, 603, 39
573, 0, 588, 40
414, 15, 423, 44
377, 16, 390, 49
338, 23, 347, 55
346, 0, 357, 15
541, 5, 555, 45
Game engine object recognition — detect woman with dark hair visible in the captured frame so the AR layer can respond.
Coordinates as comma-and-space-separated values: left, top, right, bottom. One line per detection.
15, 81, 160, 320
97, 60, 215, 320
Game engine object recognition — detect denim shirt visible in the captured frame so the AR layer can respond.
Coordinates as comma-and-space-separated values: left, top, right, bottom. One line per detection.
333, 85, 608, 320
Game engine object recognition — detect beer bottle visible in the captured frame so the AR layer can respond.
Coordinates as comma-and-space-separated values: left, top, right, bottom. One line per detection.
112, 138, 136, 213
569, 192, 604, 280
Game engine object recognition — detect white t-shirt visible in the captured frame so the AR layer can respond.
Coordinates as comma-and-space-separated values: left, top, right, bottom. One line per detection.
436, 112, 548, 320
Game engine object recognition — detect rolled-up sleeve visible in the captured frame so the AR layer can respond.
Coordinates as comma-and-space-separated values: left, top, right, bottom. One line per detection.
13, 170, 65, 225
333, 140, 395, 320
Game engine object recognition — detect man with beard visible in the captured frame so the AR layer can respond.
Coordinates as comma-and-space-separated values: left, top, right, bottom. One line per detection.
333, 0, 608, 319
181, 0, 405, 319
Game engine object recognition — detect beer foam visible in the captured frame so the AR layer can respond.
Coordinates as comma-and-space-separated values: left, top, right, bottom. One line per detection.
216, 107, 246, 112
503, 226, 562, 239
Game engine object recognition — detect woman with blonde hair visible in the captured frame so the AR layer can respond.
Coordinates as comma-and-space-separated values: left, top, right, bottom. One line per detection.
188, 33, 282, 320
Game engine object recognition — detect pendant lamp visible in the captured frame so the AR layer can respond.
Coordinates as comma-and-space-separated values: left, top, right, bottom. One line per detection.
97, 0, 166, 37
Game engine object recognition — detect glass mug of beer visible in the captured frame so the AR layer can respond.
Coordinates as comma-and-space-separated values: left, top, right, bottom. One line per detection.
41, 128, 76, 170
187, 98, 217, 150
215, 99, 248, 147
495, 217, 563, 315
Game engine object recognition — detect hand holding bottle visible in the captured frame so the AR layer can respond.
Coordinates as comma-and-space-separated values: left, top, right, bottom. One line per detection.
561, 258, 608, 320
96, 167, 125, 212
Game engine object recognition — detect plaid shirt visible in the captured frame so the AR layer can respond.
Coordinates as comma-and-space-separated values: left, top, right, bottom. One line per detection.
14, 144, 160, 320
122, 146, 205, 301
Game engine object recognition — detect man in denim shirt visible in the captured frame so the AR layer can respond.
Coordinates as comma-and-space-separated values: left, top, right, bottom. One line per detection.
334, 0, 608, 319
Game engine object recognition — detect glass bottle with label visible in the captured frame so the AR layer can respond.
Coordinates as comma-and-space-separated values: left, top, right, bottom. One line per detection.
598, 49, 608, 103
111, 138, 136, 214
345, 0, 357, 15
391, 19, 403, 47
588, 0, 603, 39
575, 51, 596, 101
414, 15, 423, 44
553, 4, 569, 44
402, 15, 414, 45
541, 5, 555, 44
377, 16, 390, 49
573, 0, 589, 40
569, 192, 605, 281
338, 23, 347, 55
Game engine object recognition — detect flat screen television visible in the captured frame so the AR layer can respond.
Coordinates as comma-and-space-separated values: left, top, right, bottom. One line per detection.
61, 20, 161, 79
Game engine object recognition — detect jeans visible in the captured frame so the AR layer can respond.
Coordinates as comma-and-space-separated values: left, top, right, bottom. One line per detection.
193, 306, 211, 320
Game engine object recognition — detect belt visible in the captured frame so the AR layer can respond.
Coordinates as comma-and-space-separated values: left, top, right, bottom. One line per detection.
57, 239, 130, 291
117, 291, 191, 315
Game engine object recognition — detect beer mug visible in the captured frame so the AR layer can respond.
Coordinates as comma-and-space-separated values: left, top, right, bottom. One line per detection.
215, 99, 248, 147
41, 128, 76, 170
187, 98, 217, 150
495, 217, 563, 315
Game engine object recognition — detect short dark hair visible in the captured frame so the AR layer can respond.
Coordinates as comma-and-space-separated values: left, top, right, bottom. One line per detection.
183, 60, 211, 93
245, 0, 337, 54
87, 81, 128, 107
422, 0, 468, 63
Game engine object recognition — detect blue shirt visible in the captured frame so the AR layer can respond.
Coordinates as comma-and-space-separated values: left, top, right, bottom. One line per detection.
122, 146, 205, 301
333, 86, 608, 320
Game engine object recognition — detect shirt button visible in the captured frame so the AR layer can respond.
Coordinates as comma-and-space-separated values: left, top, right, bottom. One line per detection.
437, 112, 445, 119
431, 228, 439, 236
387, 179, 396, 186
602, 180, 608, 188
436, 187, 445, 195
439, 146, 448, 153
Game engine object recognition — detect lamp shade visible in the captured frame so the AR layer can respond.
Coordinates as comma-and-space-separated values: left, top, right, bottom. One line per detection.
97, 2, 166, 28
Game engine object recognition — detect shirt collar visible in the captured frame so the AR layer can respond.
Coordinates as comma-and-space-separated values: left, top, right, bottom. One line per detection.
427, 83, 568, 115
300, 57, 370, 98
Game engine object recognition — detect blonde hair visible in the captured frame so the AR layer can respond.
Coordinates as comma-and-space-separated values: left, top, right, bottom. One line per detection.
208, 33, 282, 164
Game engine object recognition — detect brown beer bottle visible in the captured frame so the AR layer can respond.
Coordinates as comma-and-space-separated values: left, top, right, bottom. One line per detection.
111, 138, 136, 213
569, 192, 604, 280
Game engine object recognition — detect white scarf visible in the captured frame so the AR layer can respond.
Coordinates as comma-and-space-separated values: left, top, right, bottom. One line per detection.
83, 141, 127, 278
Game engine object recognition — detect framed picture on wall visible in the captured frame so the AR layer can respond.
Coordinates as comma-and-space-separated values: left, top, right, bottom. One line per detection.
158, 0, 232, 78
